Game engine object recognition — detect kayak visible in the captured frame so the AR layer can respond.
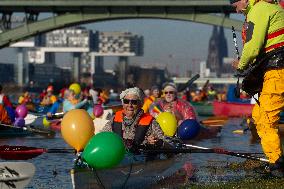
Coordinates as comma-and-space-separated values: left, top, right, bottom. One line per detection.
0, 125, 32, 137
0, 145, 45, 160
71, 153, 184, 189
191, 101, 213, 116
201, 116, 228, 127
213, 101, 254, 117
0, 162, 35, 189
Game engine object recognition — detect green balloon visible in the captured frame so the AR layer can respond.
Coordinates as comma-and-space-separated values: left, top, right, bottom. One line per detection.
82, 132, 126, 169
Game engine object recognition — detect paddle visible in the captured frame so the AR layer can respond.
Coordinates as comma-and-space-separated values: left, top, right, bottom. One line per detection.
144, 144, 268, 162
177, 73, 200, 92
231, 26, 242, 98
184, 143, 268, 162
0, 123, 56, 137
25, 112, 64, 125
0, 145, 75, 160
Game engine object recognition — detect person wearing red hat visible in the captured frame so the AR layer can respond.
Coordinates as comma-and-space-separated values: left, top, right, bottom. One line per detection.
41, 85, 57, 106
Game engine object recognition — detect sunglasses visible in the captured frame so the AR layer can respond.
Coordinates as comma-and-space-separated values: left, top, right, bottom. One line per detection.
164, 91, 175, 94
123, 99, 139, 105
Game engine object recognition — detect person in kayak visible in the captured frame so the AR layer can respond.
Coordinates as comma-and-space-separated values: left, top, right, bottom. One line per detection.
142, 85, 161, 113
0, 84, 13, 108
149, 82, 197, 126
18, 91, 32, 105
231, 0, 284, 176
0, 104, 12, 124
101, 87, 166, 152
41, 85, 57, 106
63, 89, 88, 113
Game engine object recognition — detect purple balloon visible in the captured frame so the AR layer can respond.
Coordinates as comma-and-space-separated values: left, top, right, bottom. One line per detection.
15, 105, 28, 118
14, 117, 25, 127
93, 105, 104, 117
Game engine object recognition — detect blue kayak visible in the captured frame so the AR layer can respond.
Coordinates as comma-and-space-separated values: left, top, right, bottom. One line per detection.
0, 125, 32, 137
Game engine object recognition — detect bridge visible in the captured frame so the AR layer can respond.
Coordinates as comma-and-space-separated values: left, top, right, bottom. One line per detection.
0, 0, 243, 49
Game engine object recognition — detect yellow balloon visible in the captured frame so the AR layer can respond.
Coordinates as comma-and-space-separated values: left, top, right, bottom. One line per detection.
61, 109, 94, 152
69, 83, 81, 95
43, 117, 51, 127
156, 112, 177, 137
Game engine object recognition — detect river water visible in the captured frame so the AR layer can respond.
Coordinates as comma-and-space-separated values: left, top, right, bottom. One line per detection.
0, 117, 264, 189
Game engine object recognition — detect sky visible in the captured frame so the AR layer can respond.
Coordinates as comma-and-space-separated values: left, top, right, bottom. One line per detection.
0, 14, 244, 76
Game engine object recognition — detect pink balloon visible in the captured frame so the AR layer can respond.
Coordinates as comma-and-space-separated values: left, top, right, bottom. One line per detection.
14, 117, 25, 127
15, 105, 28, 118
93, 105, 104, 117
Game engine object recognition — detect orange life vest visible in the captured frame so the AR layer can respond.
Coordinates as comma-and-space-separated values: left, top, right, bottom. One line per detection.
112, 110, 153, 147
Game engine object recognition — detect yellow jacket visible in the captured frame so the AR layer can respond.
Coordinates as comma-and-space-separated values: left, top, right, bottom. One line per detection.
238, 1, 284, 70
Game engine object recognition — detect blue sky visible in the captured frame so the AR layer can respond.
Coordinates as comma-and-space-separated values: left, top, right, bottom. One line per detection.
0, 14, 244, 76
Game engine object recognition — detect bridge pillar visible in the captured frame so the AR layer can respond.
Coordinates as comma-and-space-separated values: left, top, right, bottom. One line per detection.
16, 48, 30, 87
90, 54, 104, 85
72, 52, 81, 82
16, 48, 24, 86
95, 57, 104, 74
118, 56, 128, 88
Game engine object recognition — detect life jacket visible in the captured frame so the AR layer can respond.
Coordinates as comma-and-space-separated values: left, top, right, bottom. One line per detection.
148, 96, 155, 103
112, 110, 154, 147
0, 104, 11, 125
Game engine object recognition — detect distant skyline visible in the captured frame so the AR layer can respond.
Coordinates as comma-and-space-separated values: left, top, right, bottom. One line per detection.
0, 14, 244, 76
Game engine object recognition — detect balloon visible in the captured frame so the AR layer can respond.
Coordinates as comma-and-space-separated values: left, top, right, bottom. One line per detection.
177, 119, 201, 140
14, 117, 25, 127
93, 105, 104, 117
15, 105, 28, 118
5, 106, 16, 123
82, 132, 125, 169
43, 117, 51, 127
61, 109, 94, 152
69, 83, 81, 95
156, 112, 177, 137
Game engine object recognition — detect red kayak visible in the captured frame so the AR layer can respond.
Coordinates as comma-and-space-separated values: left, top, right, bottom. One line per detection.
213, 101, 254, 117
0, 145, 45, 160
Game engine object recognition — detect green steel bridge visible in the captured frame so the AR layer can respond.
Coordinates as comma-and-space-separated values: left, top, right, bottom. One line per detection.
0, 0, 242, 49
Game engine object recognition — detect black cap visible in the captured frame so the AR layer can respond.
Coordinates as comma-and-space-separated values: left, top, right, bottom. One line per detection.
230, 0, 241, 4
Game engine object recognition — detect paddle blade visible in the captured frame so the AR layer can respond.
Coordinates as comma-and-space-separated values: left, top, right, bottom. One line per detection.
177, 74, 200, 92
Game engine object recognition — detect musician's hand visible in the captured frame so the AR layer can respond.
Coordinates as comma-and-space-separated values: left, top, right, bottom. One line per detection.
232, 59, 239, 69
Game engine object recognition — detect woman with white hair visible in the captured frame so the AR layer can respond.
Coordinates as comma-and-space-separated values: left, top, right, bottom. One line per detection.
101, 87, 165, 152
